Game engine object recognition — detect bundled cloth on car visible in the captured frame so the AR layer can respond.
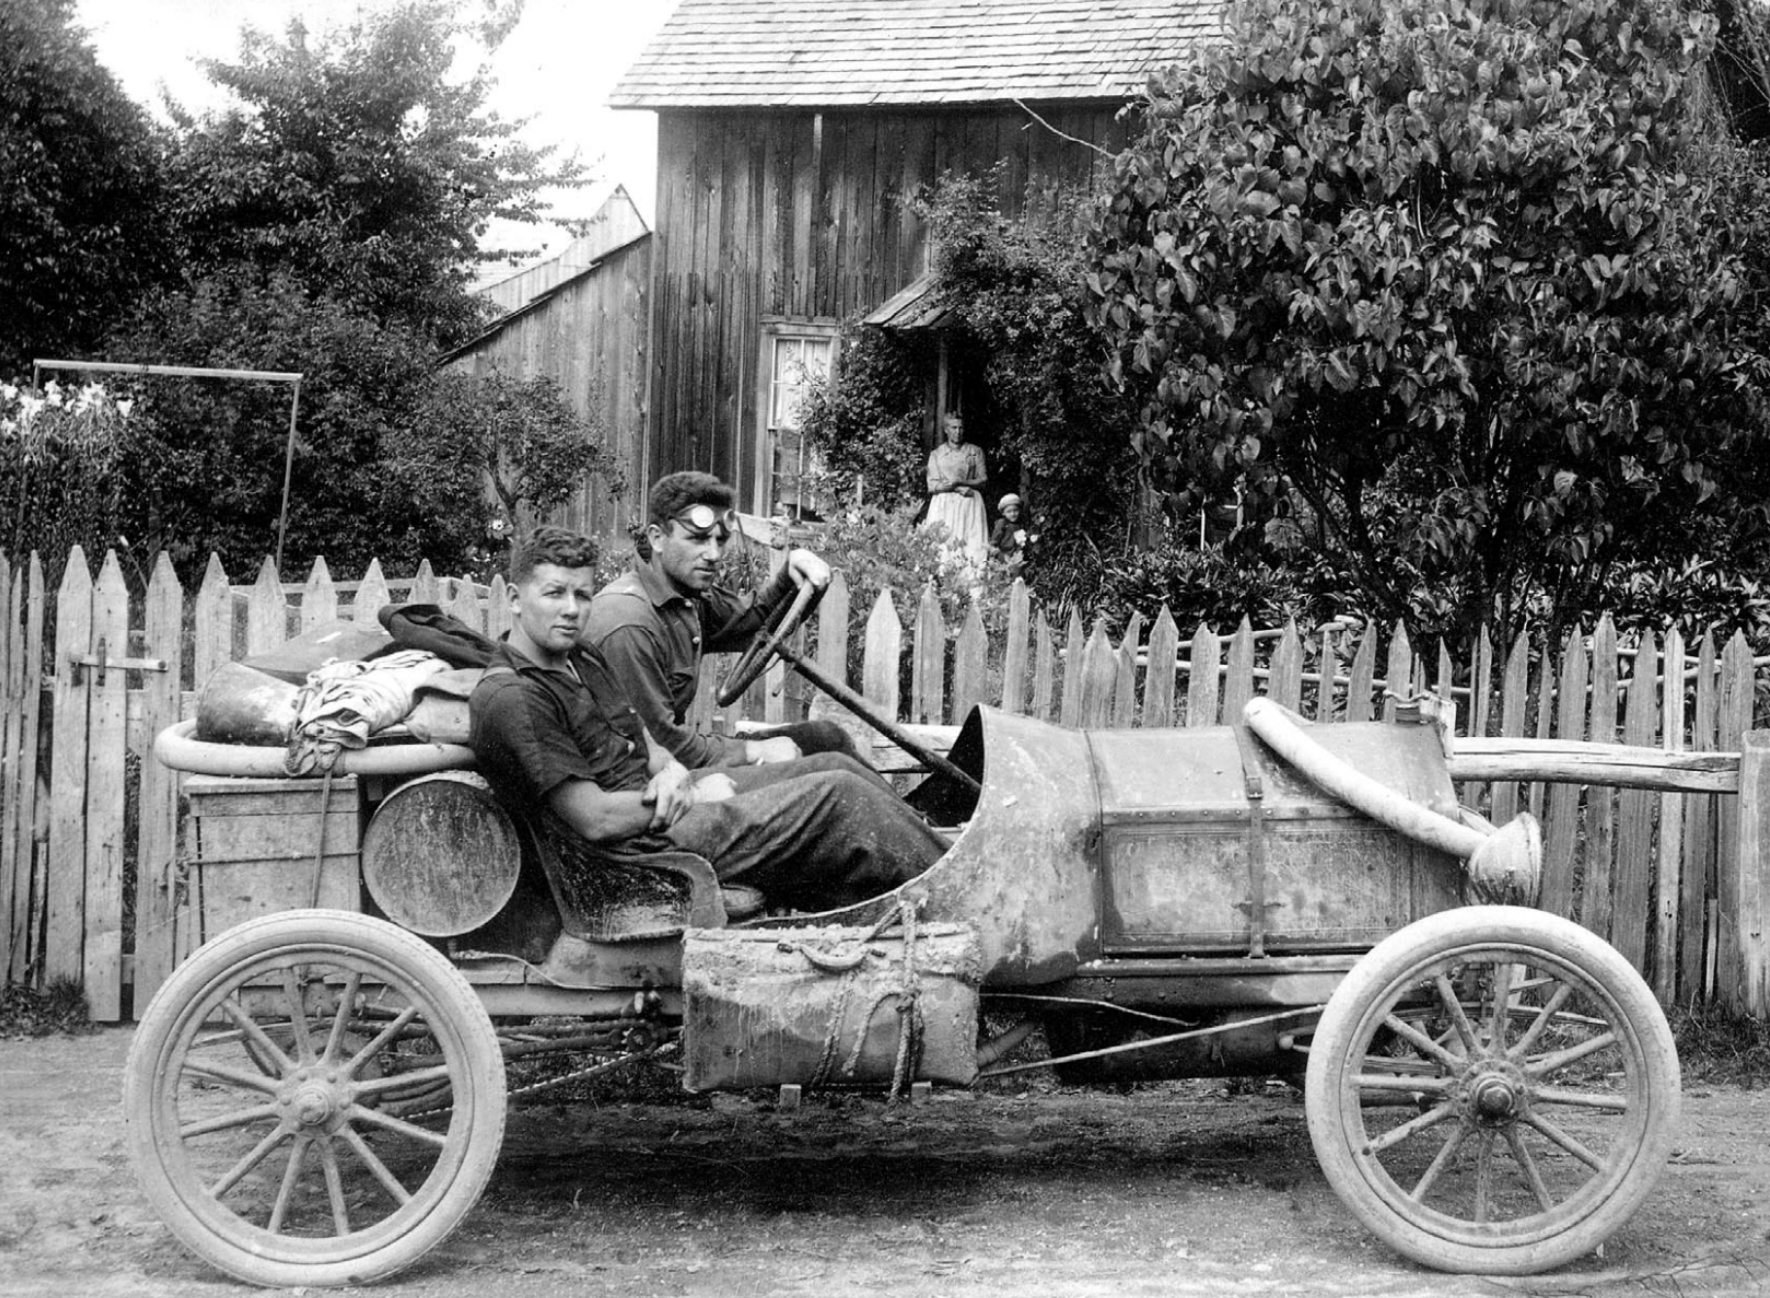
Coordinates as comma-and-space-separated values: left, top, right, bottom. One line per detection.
284, 650, 449, 774
682, 906, 982, 1094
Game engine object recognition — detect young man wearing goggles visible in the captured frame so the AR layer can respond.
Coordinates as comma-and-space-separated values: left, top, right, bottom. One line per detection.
585, 471, 868, 776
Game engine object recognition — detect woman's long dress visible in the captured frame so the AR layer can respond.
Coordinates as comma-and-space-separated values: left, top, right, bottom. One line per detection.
922, 441, 988, 576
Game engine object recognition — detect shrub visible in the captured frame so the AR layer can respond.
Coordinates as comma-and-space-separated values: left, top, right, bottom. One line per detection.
0, 379, 139, 575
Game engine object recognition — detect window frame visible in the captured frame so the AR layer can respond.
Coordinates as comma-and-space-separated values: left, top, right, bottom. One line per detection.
754, 316, 840, 514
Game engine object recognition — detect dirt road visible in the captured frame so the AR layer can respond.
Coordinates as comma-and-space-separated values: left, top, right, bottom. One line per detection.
3, 1027, 1769, 1298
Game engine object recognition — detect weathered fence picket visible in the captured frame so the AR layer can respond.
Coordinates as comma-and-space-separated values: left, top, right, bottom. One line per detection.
1686, 633, 1720, 1003
1078, 619, 1115, 728
816, 572, 849, 685
1615, 633, 1659, 974
1141, 607, 1177, 728
1584, 617, 1621, 942
1541, 626, 1588, 919
1655, 629, 1688, 1003
134, 555, 184, 1009
1112, 613, 1141, 728
0, 558, 26, 983
999, 581, 1029, 716
46, 550, 93, 988
1346, 627, 1376, 723
1030, 610, 1054, 722
911, 584, 946, 726
193, 556, 231, 693
301, 557, 336, 631
1721, 634, 1760, 1009
1058, 608, 1085, 728
1222, 620, 1255, 724
862, 588, 901, 721
1186, 624, 1219, 728
83, 554, 129, 1021
952, 604, 987, 722
246, 559, 286, 656
2, 555, 44, 985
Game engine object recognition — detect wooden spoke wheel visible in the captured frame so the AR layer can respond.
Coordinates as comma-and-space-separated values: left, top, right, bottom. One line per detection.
125, 910, 505, 1288
1305, 905, 1679, 1275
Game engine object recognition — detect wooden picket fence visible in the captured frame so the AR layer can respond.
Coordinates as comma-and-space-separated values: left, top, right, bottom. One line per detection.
3, 544, 1770, 1023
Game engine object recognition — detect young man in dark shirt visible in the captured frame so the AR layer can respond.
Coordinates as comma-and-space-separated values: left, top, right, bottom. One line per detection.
469, 527, 945, 912
584, 471, 864, 772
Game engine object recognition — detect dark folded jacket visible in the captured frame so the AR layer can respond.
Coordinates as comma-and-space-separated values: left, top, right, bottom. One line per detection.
375, 603, 500, 668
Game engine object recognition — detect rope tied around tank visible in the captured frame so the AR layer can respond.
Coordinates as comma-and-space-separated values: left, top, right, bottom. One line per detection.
784, 897, 926, 1100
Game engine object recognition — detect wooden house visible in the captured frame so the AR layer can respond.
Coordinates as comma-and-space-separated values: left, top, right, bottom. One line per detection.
611, 0, 1220, 516
441, 185, 652, 538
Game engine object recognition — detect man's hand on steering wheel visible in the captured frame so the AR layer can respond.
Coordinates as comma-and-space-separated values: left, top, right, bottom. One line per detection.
715, 572, 826, 708
784, 548, 830, 592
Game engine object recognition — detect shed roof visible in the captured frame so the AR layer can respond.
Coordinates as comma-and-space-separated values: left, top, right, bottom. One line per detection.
862, 272, 955, 330
610, 0, 1222, 110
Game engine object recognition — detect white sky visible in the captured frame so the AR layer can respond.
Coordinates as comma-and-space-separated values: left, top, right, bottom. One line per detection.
74, 0, 675, 260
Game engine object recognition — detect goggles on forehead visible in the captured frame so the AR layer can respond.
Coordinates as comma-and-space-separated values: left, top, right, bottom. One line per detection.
670, 504, 739, 537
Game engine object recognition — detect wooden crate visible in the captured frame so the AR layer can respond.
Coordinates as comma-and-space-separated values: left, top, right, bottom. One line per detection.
184, 775, 362, 946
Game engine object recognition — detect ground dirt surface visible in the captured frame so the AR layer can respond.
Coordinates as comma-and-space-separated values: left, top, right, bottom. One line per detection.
4, 1027, 1769, 1298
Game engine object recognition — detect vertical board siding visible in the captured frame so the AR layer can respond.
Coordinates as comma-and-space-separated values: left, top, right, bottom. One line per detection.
648, 103, 1126, 513
449, 231, 652, 541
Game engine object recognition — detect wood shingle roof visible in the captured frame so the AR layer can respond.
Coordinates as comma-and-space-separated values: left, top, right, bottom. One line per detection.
609, 0, 1223, 110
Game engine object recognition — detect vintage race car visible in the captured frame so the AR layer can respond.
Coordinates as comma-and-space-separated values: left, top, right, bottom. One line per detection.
127, 616, 1679, 1289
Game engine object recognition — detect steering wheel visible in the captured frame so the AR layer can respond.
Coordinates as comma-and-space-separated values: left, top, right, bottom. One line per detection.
712, 580, 983, 796
715, 580, 824, 707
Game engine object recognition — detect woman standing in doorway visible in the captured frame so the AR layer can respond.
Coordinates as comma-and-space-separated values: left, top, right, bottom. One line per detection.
921, 411, 988, 579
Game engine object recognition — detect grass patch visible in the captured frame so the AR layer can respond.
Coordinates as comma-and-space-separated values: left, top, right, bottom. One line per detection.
0, 977, 93, 1040
1671, 1005, 1770, 1088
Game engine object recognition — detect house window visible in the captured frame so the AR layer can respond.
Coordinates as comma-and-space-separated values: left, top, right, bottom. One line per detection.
768, 334, 833, 432
757, 321, 838, 518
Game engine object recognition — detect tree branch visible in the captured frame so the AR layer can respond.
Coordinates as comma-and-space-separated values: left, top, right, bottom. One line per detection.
1012, 99, 1117, 160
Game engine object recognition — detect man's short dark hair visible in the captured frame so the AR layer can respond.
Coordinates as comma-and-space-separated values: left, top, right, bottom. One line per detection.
648, 471, 734, 527
509, 526, 599, 586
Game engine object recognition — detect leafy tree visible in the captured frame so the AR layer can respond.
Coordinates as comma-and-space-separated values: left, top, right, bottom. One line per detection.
1088, 0, 1770, 649
385, 370, 625, 555
104, 271, 441, 576
168, 0, 585, 347
89, 0, 599, 578
0, 0, 176, 378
